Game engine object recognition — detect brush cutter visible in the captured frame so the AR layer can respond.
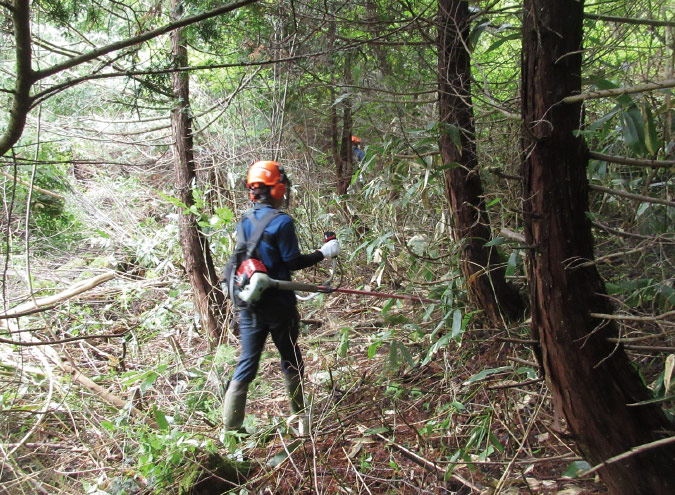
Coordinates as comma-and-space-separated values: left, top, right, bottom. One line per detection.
234, 257, 440, 305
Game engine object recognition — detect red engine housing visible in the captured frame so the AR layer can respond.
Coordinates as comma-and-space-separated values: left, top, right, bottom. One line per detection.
235, 259, 267, 288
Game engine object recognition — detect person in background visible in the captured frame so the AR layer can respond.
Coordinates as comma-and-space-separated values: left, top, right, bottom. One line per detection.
222, 160, 339, 435
352, 135, 365, 162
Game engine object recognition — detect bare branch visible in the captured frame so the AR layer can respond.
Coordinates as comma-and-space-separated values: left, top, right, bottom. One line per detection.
500, 228, 526, 244
614, 344, 675, 353
590, 310, 675, 323
563, 79, 675, 104
589, 151, 675, 169
581, 436, 675, 477
585, 13, 675, 28
592, 220, 674, 242
32, 35, 435, 107
0, 0, 259, 157
33, 0, 260, 80
589, 184, 675, 208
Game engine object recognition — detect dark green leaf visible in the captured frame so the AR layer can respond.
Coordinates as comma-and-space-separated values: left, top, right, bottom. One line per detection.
451, 309, 463, 338
439, 161, 462, 171
562, 460, 591, 478
506, 251, 520, 277
153, 406, 169, 431
484, 32, 520, 54
619, 105, 646, 154
484, 237, 505, 247
266, 440, 301, 467
643, 103, 662, 155
468, 21, 490, 52
464, 366, 513, 385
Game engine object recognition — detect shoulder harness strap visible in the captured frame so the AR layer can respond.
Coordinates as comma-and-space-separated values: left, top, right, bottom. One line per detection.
237, 208, 282, 258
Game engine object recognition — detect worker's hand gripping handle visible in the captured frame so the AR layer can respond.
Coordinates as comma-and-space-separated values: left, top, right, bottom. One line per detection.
319, 232, 340, 259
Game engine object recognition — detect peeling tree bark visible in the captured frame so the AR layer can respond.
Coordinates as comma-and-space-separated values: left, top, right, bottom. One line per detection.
170, 1, 225, 342
437, 0, 523, 325
521, 1, 675, 493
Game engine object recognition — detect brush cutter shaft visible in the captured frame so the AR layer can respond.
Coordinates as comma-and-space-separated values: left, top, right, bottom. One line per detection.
240, 273, 440, 305
272, 279, 326, 293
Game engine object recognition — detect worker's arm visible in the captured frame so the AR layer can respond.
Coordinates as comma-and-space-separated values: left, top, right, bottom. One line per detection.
287, 251, 324, 271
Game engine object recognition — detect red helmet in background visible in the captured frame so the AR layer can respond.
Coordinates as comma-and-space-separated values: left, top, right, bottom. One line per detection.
247, 160, 288, 200
351, 136, 361, 144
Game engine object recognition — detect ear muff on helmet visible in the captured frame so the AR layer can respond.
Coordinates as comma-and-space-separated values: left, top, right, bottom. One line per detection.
247, 161, 289, 201
267, 165, 287, 200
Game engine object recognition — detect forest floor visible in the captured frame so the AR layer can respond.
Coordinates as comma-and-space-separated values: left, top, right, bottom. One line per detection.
213, 296, 610, 495
1, 259, 614, 495
2, 261, 614, 495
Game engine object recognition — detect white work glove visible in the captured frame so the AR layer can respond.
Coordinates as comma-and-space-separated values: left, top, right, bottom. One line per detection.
319, 239, 340, 259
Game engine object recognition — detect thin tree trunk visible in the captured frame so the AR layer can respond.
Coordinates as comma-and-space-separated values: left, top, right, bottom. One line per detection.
521, 1, 675, 493
0, 0, 33, 158
437, 0, 523, 325
330, 87, 342, 190
171, 1, 225, 342
337, 52, 355, 195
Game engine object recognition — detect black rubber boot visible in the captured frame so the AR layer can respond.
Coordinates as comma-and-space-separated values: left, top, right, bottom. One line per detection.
284, 373, 307, 436
222, 380, 249, 432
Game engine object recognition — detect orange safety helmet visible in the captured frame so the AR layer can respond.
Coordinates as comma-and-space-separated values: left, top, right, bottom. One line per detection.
246, 160, 288, 201
351, 135, 361, 144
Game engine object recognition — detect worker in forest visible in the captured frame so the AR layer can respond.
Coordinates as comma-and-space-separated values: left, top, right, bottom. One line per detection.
222, 160, 340, 435
352, 135, 365, 162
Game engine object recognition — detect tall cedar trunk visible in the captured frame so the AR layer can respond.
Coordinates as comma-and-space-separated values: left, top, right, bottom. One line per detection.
171, 1, 225, 342
437, 0, 523, 324
521, 1, 675, 493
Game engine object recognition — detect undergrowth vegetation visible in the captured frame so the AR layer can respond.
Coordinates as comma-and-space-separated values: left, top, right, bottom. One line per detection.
1, 1, 673, 494
3, 141, 627, 495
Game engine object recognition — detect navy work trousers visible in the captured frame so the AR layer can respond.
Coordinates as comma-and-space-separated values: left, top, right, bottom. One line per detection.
231, 306, 303, 384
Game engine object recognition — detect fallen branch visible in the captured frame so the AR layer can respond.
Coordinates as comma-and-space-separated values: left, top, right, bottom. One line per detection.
1, 331, 156, 427
0, 305, 55, 319
0, 272, 157, 428
506, 356, 539, 368
493, 396, 545, 495
0, 329, 129, 346
371, 429, 483, 493
1, 272, 115, 318
0, 170, 66, 200
487, 377, 544, 390
486, 167, 521, 181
